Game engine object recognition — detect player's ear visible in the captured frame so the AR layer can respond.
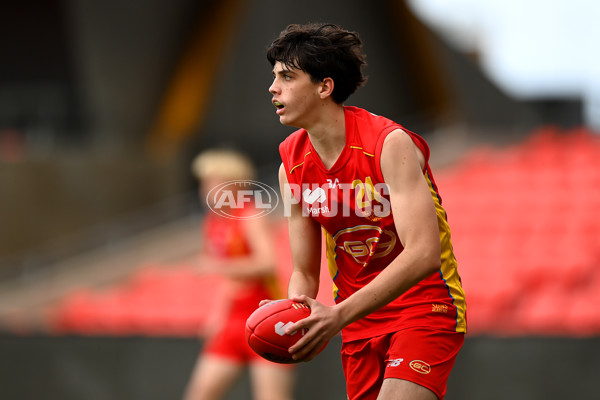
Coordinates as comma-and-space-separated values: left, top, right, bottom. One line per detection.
318, 77, 334, 99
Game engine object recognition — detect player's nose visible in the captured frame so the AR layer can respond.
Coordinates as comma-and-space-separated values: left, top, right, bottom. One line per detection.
268, 79, 279, 94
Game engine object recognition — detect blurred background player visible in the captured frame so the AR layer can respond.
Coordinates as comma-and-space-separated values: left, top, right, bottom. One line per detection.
183, 148, 295, 400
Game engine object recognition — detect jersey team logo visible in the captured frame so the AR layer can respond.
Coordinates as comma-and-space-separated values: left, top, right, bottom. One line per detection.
332, 225, 397, 266
409, 360, 431, 374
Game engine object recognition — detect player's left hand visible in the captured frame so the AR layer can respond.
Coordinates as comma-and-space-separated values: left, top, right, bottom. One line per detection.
258, 299, 274, 307
285, 294, 343, 362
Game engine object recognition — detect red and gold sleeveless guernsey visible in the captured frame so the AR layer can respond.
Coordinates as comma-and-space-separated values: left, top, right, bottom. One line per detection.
202, 211, 252, 258
202, 209, 282, 300
279, 106, 466, 343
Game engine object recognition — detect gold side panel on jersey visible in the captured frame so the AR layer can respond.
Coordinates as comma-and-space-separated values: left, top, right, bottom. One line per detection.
324, 228, 340, 301
425, 172, 467, 333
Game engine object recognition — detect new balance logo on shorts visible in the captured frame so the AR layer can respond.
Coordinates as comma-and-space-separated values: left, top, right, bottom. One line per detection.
387, 358, 404, 367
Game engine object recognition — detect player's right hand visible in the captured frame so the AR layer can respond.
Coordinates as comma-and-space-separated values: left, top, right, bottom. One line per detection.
285, 295, 342, 362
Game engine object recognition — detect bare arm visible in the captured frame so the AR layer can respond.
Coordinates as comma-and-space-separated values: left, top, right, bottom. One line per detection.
288, 129, 441, 360
333, 129, 441, 323
279, 163, 322, 299
194, 211, 277, 280
220, 215, 277, 279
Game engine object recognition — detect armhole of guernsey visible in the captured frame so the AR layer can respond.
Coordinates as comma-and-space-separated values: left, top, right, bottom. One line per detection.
278, 141, 291, 179
279, 137, 304, 203
279, 140, 295, 187
374, 126, 404, 182
374, 127, 431, 182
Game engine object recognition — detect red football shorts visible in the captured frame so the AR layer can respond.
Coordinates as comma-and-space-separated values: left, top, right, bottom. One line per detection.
341, 328, 464, 400
203, 288, 269, 364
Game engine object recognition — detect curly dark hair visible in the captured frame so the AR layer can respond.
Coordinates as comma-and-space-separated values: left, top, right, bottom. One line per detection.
266, 23, 367, 104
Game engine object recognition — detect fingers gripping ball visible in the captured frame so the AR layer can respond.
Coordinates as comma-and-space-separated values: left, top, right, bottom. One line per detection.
246, 299, 315, 364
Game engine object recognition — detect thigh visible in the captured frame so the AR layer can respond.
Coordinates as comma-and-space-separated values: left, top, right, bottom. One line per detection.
203, 302, 253, 363
382, 329, 464, 400
204, 287, 271, 363
341, 335, 390, 400
249, 361, 296, 400
378, 378, 437, 400
183, 354, 243, 400
202, 320, 245, 362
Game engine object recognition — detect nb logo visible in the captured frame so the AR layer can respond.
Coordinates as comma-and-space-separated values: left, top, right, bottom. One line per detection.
387, 358, 404, 368
274, 321, 295, 336
302, 187, 327, 204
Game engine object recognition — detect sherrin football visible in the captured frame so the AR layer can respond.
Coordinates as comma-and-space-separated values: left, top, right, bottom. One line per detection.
245, 299, 314, 364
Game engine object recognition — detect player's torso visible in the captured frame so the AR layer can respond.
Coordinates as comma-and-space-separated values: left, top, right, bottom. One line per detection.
202, 212, 279, 299
280, 107, 467, 340
293, 146, 401, 293
203, 213, 251, 258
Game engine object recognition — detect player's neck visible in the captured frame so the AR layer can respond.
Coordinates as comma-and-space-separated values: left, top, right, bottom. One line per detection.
305, 105, 346, 170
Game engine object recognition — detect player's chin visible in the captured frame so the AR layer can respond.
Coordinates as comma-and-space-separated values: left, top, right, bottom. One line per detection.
278, 114, 298, 128
278, 116, 291, 126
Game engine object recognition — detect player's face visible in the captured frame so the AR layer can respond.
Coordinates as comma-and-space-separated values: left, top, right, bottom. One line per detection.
269, 62, 322, 128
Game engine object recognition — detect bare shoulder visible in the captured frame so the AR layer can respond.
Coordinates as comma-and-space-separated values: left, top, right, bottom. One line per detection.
381, 129, 425, 172
278, 162, 287, 181
278, 162, 290, 194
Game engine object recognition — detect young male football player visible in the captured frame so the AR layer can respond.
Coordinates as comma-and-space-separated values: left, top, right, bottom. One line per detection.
266, 23, 466, 400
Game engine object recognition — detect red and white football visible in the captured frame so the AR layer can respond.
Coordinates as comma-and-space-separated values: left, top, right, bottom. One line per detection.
245, 299, 312, 364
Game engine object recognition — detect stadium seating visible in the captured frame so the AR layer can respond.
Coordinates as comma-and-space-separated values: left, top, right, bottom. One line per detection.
437, 126, 600, 335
